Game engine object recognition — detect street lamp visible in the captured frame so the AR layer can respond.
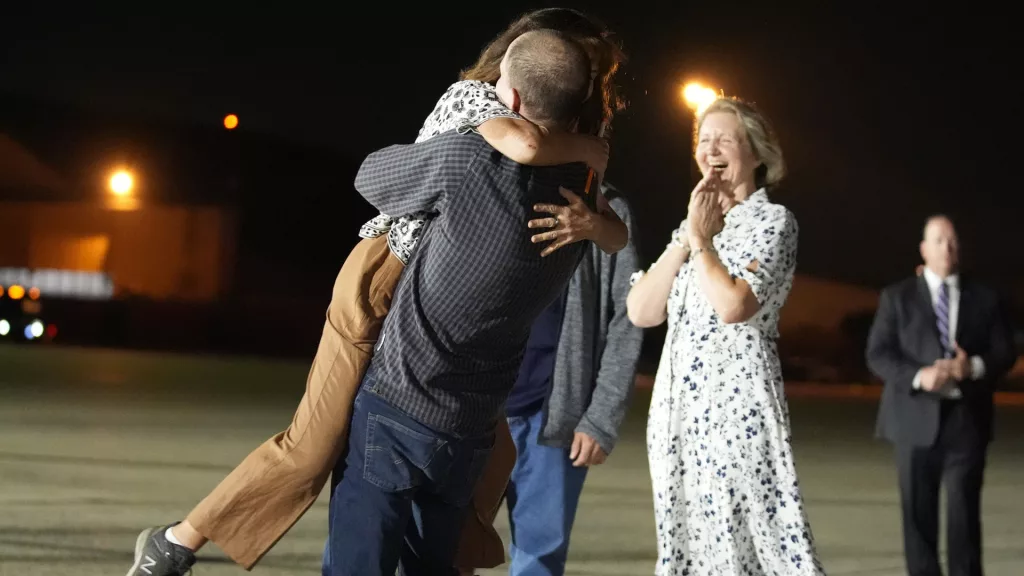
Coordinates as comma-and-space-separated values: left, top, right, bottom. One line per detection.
105, 169, 140, 210
109, 170, 134, 196
682, 82, 719, 116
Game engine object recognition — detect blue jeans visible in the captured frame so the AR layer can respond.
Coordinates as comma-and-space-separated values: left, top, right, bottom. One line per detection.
506, 407, 589, 576
322, 371, 495, 576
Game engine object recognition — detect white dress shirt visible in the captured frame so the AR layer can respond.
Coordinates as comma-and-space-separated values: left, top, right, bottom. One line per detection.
912, 267, 986, 397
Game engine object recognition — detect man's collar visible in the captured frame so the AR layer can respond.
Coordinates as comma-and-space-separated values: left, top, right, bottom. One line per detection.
922, 266, 959, 290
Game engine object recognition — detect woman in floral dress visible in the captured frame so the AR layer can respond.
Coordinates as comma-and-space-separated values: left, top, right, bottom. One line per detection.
627, 98, 825, 576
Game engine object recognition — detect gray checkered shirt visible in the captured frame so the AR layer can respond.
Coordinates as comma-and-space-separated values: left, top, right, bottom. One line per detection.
354, 131, 592, 436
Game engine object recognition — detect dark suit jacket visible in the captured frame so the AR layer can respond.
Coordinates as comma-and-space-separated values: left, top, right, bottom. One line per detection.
866, 275, 1016, 447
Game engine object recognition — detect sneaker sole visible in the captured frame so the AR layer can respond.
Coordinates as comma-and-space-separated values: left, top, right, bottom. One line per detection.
126, 526, 159, 576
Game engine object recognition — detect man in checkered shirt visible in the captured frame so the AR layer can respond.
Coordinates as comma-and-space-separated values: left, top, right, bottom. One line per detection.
323, 30, 599, 576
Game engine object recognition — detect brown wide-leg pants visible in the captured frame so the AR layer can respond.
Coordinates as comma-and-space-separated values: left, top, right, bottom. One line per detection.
186, 235, 515, 570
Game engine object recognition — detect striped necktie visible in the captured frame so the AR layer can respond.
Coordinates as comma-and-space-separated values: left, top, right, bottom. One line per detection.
935, 281, 952, 358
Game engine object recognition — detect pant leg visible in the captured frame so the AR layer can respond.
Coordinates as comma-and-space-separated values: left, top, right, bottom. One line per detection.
896, 441, 944, 576
326, 382, 494, 576
404, 415, 495, 576
453, 417, 517, 571
506, 408, 589, 576
188, 236, 404, 568
941, 403, 988, 576
325, 388, 416, 576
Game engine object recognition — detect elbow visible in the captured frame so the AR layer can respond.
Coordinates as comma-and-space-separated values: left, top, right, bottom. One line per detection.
864, 354, 882, 380
864, 350, 876, 373
506, 124, 544, 164
719, 313, 743, 325
601, 217, 629, 254
596, 228, 628, 256
994, 355, 1016, 380
864, 339, 881, 367
628, 310, 663, 329
353, 167, 367, 194
626, 297, 665, 328
719, 309, 750, 325
717, 297, 759, 325
353, 165, 375, 204
863, 334, 887, 375
354, 150, 380, 187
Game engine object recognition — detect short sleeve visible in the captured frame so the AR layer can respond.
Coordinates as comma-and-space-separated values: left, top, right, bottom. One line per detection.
630, 220, 688, 286
725, 208, 798, 303
416, 80, 521, 143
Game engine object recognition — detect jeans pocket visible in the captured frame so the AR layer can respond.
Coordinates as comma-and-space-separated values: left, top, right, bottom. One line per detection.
363, 412, 446, 492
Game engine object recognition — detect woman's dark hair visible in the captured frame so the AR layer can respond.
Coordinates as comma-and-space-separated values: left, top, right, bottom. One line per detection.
460, 8, 626, 135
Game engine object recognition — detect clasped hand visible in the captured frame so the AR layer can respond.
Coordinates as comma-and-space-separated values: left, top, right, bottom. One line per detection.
919, 343, 971, 391
686, 172, 725, 250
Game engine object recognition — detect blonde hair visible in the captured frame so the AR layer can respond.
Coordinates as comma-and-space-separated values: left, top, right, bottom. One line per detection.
695, 97, 786, 188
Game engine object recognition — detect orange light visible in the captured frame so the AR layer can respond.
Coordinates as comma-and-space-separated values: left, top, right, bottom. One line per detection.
109, 171, 134, 196
28, 287, 40, 300
0, 285, 4, 297
681, 82, 719, 116
223, 114, 239, 130
8, 285, 25, 300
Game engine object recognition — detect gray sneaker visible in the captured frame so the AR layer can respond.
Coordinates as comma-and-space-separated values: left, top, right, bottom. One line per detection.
126, 523, 196, 576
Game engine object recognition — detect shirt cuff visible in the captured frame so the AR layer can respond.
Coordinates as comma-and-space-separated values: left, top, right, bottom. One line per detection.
629, 270, 645, 287
669, 227, 688, 249
912, 369, 923, 390
970, 356, 986, 380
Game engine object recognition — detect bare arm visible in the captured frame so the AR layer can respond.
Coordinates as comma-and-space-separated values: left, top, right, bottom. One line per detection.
427, 80, 609, 177
477, 118, 609, 176
689, 244, 761, 325
591, 191, 629, 254
626, 226, 689, 328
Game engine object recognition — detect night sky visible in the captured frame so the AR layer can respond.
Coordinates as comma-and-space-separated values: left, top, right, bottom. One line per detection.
2, 3, 1020, 296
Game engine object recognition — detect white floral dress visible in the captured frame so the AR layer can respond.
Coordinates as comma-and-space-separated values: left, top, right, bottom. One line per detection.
644, 189, 825, 576
358, 80, 520, 264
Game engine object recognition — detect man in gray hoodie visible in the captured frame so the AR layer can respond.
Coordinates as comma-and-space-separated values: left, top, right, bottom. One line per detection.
500, 181, 643, 576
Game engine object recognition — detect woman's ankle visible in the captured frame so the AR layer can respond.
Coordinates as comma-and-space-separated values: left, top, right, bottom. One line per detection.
171, 520, 208, 551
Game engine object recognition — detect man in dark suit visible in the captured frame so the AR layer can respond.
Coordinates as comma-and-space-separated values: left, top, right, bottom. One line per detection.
866, 215, 1016, 576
